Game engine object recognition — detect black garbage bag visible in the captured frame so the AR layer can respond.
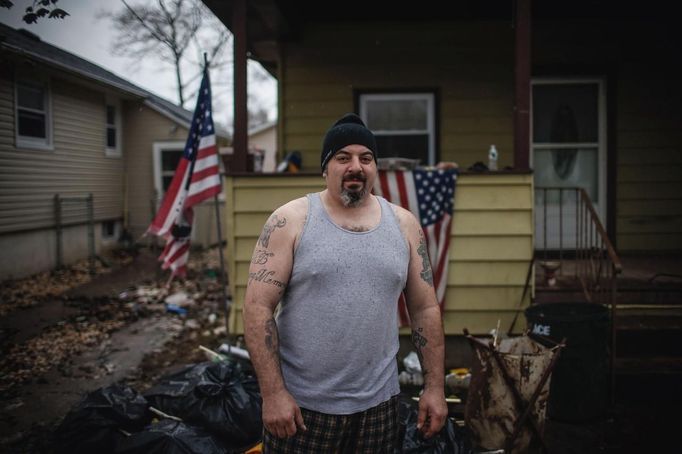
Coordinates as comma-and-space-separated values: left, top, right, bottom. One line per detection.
397, 396, 473, 454
53, 383, 151, 454
144, 361, 262, 452
115, 419, 227, 454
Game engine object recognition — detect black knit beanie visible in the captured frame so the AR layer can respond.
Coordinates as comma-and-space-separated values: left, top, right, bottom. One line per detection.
320, 113, 378, 171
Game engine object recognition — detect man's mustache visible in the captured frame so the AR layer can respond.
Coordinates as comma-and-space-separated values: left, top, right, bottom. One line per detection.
343, 172, 366, 182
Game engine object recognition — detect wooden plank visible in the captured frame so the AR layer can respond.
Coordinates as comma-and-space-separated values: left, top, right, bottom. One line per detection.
450, 236, 532, 261
618, 164, 682, 183
617, 232, 682, 251
448, 261, 531, 286
444, 286, 529, 310
619, 148, 681, 165
234, 187, 320, 212
452, 210, 532, 235
454, 185, 533, 210
617, 215, 682, 234
618, 181, 682, 200
617, 200, 682, 217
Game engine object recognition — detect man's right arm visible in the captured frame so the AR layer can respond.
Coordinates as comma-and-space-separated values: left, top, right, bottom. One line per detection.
243, 200, 307, 438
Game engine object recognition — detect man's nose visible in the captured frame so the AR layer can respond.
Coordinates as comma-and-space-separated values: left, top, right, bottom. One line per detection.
347, 155, 362, 171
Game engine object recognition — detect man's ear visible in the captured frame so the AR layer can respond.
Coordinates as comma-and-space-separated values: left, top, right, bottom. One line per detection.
322, 169, 327, 178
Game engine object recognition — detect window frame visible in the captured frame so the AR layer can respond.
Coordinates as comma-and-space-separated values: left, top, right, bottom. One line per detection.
14, 75, 53, 150
105, 98, 122, 157
152, 141, 186, 204
358, 92, 437, 166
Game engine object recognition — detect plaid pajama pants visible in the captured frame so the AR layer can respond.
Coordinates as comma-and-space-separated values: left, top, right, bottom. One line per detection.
263, 395, 400, 453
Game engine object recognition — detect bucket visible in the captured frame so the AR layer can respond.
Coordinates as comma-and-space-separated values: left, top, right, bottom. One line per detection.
524, 302, 610, 422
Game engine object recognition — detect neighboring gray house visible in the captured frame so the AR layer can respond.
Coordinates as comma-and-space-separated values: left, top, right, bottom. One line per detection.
0, 24, 228, 279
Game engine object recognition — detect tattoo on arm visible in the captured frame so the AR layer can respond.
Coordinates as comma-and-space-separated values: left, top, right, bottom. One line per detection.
411, 327, 429, 381
251, 249, 274, 265
258, 215, 287, 248
417, 231, 434, 286
248, 268, 287, 289
264, 318, 283, 373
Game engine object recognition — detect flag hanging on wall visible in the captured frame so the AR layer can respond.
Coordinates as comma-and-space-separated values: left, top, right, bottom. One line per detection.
374, 168, 458, 326
147, 68, 221, 278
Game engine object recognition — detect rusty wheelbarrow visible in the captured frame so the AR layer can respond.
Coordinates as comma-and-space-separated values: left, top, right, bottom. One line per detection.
463, 328, 565, 453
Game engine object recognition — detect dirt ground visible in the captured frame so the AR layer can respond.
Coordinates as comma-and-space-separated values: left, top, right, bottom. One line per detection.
0, 246, 237, 453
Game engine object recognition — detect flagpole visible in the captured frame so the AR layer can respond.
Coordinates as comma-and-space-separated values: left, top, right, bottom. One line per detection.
204, 53, 232, 339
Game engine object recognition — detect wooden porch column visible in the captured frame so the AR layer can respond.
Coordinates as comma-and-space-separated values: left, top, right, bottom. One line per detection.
514, 0, 531, 170
232, 0, 248, 172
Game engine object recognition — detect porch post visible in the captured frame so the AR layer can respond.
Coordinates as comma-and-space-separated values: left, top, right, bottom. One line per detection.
232, 0, 248, 172
514, 0, 531, 170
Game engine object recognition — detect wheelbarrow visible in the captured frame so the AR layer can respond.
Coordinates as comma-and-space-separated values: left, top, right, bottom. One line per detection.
463, 328, 565, 453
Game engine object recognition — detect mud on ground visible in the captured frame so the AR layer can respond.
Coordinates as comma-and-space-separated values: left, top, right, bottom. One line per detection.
0, 246, 236, 453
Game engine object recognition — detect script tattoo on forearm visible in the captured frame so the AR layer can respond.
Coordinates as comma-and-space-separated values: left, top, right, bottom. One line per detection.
411, 327, 430, 381
417, 231, 434, 286
251, 249, 274, 265
258, 215, 287, 248
249, 268, 286, 289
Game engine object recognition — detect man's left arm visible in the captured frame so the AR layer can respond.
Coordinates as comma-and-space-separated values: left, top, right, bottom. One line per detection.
400, 209, 448, 438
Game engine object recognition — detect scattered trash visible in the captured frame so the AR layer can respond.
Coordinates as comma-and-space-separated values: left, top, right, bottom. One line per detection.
403, 351, 422, 373
165, 292, 193, 307
399, 351, 424, 387
217, 343, 250, 361
397, 396, 472, 453
114, 419, 227, 454
399, 370, 424, 386
165, 304, 188, 316
207, 313, 217, 325
464, 329, 564, 453
53, 384, 151, 454
144, 361, 262, 452
446, 368, 471, 392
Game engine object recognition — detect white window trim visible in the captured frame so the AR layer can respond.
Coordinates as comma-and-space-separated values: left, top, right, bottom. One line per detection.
153, 141, 186, 205
530, 77, 607, 223
358, 92, 436, 165
14, 75, 53, 151
105, 97, 122, 157
153, 140, 225, 212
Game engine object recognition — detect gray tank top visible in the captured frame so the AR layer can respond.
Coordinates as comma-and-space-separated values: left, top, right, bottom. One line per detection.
277, 192, 409, 414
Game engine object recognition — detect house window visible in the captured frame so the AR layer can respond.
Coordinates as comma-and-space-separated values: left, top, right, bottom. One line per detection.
359, 93, 436, 165
153, 141, 185, 201
15, 77, 52, 149
105, 100, 122, 157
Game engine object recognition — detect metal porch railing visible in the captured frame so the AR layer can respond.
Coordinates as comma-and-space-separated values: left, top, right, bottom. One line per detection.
535, 186, 623, 404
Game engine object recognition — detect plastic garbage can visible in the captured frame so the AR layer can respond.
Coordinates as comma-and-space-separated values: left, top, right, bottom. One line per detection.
525, 302, 610, 422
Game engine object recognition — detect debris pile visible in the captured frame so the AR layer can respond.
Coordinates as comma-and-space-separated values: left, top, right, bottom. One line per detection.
0, 252, 129, 317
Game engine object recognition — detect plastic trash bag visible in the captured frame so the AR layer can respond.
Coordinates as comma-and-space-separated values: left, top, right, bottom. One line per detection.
144, 361, 262, 452
53, 383, 151, 454
115, 419, 226, 454
397, 396, 472, 454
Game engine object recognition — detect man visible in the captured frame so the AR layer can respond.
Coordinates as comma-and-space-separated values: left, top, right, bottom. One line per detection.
244, 113, 447, 452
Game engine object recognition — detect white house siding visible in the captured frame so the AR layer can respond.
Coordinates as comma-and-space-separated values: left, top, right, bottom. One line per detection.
0, 68, 125, 278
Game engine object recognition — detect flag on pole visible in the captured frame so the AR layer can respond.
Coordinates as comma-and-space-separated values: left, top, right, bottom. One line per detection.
374, 168, 458, 326
147, 68, 222, 278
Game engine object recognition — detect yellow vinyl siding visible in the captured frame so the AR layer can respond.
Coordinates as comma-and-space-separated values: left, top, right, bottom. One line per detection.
0, 74, 124, 234
224, 173, 533, 336
281, 22, 514, 172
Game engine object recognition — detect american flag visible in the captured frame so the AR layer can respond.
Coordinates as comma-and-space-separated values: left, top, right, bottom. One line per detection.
374, 168, 458, 326
147, 68, 222, 278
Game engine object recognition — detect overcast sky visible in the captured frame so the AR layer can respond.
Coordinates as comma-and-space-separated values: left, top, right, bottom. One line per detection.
0, 0, 277, 129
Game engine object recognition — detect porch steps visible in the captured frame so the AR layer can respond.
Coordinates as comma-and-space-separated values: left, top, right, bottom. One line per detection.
533, 283, 682, 375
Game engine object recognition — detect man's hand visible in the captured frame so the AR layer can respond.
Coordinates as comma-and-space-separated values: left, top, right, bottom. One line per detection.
262, 390, 307, 439
417, 389, 448, 438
